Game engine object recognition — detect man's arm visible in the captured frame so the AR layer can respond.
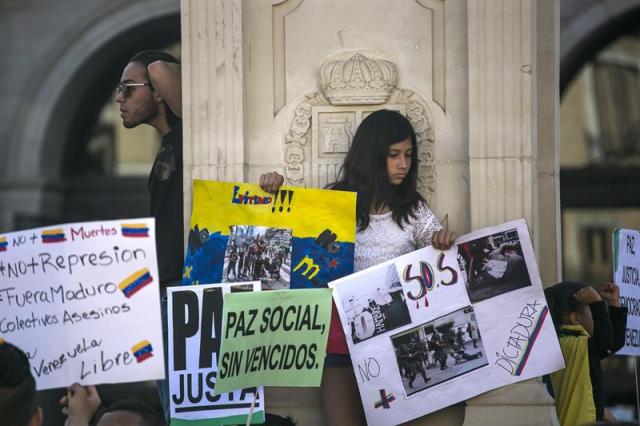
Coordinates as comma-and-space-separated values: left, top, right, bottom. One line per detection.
575, 286, 614, 358
148, 60, 182, 118
587, 300, 615, 358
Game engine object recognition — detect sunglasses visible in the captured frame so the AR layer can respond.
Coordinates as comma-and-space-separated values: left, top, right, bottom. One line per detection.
116, 81, 152, 97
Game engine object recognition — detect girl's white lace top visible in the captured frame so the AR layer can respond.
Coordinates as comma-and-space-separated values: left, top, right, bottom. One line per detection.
355, 201, 442, 271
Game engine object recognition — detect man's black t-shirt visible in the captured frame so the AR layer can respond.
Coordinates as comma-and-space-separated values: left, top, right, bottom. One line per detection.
148, 121, 184, 288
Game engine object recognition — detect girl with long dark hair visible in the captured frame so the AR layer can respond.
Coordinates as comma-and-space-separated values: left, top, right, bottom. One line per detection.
260, 109, 456, 425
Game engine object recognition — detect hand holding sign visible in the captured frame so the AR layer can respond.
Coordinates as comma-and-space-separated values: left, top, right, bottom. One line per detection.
59, 383, 101, 422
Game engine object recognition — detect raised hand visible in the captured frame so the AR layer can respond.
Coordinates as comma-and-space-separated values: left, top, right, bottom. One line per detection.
259, 171, 284, 194
60, 383, 101, 426
597, 282, 621, 307
574, 286, 602, 305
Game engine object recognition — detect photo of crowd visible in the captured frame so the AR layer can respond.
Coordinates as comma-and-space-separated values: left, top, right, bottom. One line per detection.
391, 306, 487, 396
341, 264, 412, 344
457, 228, 532, 303
222, 225, 292, 290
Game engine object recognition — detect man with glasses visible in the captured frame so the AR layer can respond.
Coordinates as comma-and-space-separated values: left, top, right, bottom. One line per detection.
116, 50, 182, 421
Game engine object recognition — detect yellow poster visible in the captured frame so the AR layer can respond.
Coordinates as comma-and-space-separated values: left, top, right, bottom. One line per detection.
183, 180, 356, 289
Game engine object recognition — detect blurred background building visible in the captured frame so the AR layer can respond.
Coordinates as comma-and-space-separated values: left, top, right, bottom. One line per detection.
0, 0, 179, 231
561, 1, 640, 420
1, 0, 638, 424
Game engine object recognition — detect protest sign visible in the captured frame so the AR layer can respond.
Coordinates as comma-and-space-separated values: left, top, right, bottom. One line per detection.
613, 228, 640, 355
0, 219, 164, 390
167, 282, 265, 425
214, 288, 332, 394
182, 180, 356, 290
330, 219, 564, 425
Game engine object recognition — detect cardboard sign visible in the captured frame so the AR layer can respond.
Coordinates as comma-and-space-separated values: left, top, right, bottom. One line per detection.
167, 282, 265, 425
215, 288, 332, 393
613, 228, 640, 355
330, 219, 564, 425
182, 180, 356, 290
0, 219, 164, 390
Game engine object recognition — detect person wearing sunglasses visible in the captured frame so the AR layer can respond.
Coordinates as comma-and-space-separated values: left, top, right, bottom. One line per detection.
116, 50, 182, 422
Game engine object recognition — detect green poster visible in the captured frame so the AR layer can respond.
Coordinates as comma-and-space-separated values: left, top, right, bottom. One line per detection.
215, 289, 332, 394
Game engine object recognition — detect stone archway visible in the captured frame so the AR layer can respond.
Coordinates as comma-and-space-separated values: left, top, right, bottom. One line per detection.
559, 0, 640, 292
1, 1, 179, 230
560, 0, 640, 95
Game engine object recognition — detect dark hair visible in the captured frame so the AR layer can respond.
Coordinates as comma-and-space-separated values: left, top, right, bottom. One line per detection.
128, 50, 181, 129
544, 281, 587, 332
0, 340, 38, 426
330, 109, 424, 231
97, 399, 165, 426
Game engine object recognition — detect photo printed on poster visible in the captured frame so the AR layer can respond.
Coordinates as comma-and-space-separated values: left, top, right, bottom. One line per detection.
221, 225, 292, 290
341, 265, 412, 344
391, 306, 487, 397
456, 228, 531, 303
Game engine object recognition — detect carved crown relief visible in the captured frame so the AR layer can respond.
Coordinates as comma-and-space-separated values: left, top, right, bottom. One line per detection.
319, 53, 398, 105
284, 52, 436, 201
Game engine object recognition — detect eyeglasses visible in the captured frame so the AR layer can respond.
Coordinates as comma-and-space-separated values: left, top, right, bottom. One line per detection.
116, 81, 152, 97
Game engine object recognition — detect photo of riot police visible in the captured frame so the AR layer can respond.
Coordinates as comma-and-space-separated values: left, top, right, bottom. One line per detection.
222, 225, 292, 290
391, 306, 487, 396
457, 228, 531, 303
341, 264, 412, 344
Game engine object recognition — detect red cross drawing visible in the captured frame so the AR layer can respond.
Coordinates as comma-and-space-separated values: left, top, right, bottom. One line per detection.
374, 389, 396, 409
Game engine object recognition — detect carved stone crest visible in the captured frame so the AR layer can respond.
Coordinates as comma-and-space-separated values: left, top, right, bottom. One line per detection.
284, 52, 436, 201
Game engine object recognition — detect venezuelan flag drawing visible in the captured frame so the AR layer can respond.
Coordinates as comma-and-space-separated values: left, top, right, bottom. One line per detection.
0, 237, 7, 252
121, 223, 149, 238
41, 229, 66, 243
513, 305, 549, 376
131, 340, 153, 363
118, 268, 153, 298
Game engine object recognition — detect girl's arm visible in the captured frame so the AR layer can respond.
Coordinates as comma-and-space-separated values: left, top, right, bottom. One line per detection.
414, 203, 457, 250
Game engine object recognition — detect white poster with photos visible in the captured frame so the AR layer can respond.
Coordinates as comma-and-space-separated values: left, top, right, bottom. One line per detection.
329, 219, 565, 425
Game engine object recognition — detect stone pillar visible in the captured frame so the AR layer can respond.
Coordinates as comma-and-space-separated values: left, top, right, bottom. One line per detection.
181, 0, 245, 228
463, 1, 559, 425
468, 0, 537, 232
180, 0, 561, 424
